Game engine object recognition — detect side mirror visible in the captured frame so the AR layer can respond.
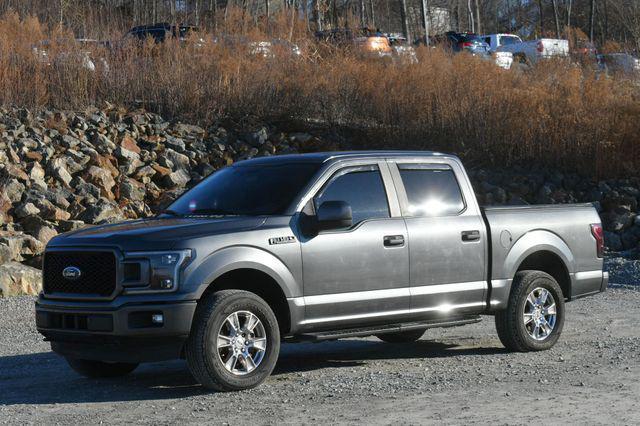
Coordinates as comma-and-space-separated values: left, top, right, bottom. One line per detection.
316, 201, 352, 231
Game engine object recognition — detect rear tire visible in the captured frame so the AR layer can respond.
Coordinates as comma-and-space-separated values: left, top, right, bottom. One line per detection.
66, 358, 138, 378
495, 270, 565, 352
185, 290, 280, 391
376, 329, 425, 343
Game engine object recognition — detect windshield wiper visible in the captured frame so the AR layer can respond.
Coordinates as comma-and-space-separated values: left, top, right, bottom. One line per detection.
156, 209, 182, 217
186, 209, 242, 217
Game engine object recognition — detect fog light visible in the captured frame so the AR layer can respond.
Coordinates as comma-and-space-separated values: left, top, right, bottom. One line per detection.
151, 314, 164, 325
160, 279, 173, 289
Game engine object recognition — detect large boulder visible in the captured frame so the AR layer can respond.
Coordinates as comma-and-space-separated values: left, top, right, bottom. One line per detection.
0, 232, 44, 262
0, 243, 11, 264
85, 165, 116, 198
79, 198, 124, 224
0, 262, 42, 296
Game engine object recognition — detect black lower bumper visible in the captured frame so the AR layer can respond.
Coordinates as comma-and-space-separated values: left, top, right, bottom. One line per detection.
36, 299, 197, 363
49, 336, 187, 363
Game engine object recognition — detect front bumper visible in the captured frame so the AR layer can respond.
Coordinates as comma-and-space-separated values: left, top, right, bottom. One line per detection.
35, 298, 197, 363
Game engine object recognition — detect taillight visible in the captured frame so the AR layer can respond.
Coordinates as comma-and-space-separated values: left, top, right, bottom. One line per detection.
460, 41, 473, 48
590, 224, 604, 258
536, 41, 544, 53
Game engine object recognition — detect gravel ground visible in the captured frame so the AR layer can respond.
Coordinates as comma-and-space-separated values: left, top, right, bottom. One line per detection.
1, 284, 639, 425
606, 256, 640, 287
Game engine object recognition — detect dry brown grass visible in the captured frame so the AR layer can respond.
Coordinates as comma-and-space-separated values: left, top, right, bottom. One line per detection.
0, 12, 638, 178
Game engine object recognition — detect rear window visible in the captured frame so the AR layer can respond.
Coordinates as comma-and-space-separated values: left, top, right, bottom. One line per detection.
398, 165, 465, 217
500, 36, 520, 46
459, 34, 484, 43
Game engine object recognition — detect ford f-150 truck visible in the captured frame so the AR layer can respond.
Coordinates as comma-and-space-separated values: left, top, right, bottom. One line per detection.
36, 151, 607, 391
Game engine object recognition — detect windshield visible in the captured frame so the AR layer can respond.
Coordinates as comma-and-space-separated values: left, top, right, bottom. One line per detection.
166, 163, 320, 216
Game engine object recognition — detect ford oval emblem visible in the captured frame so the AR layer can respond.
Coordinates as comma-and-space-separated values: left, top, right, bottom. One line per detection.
62, 266, 82, 280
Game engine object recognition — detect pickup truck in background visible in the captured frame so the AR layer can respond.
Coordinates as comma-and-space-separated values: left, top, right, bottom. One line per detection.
482, 33, 569, 64
35, 151, 607, 391
429, 32, 513, 69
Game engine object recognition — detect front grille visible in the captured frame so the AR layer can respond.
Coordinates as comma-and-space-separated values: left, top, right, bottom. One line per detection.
43, 251, 117, 297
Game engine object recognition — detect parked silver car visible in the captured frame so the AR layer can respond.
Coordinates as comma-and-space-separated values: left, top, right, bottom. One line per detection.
597, 53, 640, 77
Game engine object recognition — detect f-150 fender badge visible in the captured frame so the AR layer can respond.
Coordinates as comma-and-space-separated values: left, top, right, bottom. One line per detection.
268, 236, 296, 245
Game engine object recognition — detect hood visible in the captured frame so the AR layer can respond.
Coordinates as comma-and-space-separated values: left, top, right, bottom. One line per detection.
48, 216, 267, 251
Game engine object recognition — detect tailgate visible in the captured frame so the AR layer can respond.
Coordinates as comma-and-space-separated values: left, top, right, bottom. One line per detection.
540, 39, 569, 57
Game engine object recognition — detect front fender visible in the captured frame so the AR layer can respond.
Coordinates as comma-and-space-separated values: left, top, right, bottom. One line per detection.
181, 246, 299, 299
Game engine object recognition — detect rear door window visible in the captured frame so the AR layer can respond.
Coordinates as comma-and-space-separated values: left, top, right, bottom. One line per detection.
398, 165, 465, 217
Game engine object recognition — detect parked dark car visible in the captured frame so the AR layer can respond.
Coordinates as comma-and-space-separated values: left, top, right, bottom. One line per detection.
429, 32, 491, 57
125, 23, 199, 43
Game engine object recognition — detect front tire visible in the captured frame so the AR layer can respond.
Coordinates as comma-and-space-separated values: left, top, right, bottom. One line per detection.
66, 358, 139, 378
495, 270, 565, 352
376, 329, 426, 343
185, 290, 280, 391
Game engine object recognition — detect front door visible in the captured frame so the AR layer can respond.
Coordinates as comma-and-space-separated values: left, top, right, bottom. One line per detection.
299, 163, 410, 330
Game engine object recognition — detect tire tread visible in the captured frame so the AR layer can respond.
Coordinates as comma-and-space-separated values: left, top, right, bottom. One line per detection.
185, 289, 279, 391
495, 270, 564, 352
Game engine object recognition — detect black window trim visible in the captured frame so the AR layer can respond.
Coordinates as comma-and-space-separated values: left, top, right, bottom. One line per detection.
396, 163, 467, 218
311, 164, 392, 228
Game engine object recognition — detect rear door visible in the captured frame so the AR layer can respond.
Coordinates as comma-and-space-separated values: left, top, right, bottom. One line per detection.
388, 160, 487, 317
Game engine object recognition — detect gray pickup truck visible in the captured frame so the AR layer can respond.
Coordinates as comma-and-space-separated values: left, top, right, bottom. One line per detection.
36, 151, 608, 391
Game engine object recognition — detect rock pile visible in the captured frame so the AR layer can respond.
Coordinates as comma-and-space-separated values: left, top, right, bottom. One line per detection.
0, 106, 332, 295
468, 167, 640, 255
0, 106, 638, 296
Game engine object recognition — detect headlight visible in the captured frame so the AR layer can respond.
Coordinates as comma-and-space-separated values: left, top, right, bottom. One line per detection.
122, 250, 193, 293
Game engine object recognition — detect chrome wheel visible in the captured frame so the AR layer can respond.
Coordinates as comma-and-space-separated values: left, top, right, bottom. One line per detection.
216, 310, 267, 375
523, 287, 557, 341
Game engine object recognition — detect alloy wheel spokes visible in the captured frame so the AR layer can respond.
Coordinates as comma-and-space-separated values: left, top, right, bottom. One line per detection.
523, 287, 557, 341
217, 310, 267, 375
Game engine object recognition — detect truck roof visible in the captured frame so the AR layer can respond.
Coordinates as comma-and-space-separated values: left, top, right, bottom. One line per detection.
235, 151, 456, 166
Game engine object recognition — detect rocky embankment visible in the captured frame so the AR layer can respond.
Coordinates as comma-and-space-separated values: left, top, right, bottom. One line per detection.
0, 107, 638, 296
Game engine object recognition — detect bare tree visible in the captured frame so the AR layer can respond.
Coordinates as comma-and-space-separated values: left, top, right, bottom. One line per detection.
420, 0, 429, 44
589, 0, 596, 40
265, 0, 270, 32
369, 0, 375, 28
400, 0, 410, 40
552, 0, 561, 37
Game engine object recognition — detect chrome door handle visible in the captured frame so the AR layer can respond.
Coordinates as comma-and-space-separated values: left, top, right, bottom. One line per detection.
461, 230, 480, 242
383, 235, 405, 247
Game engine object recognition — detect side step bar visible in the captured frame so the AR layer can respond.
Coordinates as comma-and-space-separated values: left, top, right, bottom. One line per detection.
291, 316, 482, 342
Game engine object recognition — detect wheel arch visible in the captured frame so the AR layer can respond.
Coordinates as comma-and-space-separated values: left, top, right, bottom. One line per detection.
184, 246, 299, 334
505, 230, 575, 300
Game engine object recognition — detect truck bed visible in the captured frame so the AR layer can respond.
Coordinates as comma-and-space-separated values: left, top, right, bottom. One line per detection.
482, 203, 605, 305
